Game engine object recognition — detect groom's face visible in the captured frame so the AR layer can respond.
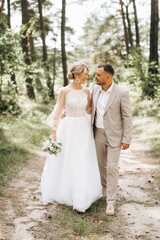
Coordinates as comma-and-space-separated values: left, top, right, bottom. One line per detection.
95, 67, 108, 86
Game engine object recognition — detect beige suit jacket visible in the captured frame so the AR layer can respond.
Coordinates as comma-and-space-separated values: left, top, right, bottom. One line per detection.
91, 82, 133, 148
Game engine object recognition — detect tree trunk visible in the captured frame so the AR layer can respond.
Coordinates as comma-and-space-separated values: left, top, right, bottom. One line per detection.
143, 0, 159, 98
28, 34, 35, 62
119, 0, 129, 55
11, 73, 18, 94
61, 0, 68, 86
7, 0, 11, 28
0, 77, 2, 101
0, 0, 5, 21
131, 0, 144, 81
37, 0, 53, 98
125, 4, 133, 48
51, 47, 57, 100
37, 0, 47, 62
6, 0, 18, 93
132, 0, 140, 46
28, 33, 43, 93
149, 0, 159, 69
21, 0, 35, 99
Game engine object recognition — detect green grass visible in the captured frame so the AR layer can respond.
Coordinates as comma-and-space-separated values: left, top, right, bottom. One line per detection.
133, 116, 160, 160
0, 100, 54, 195
131, 96, 160, 160
49, 199, 114, 239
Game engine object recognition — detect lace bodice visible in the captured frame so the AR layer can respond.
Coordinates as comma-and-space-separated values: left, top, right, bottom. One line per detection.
48, 86, 91, 130
65, 90, 87, 117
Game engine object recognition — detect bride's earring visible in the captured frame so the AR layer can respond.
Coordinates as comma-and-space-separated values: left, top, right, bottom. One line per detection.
75, 78, 80, 83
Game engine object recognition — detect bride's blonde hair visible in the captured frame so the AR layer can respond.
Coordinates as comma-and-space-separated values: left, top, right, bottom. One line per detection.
67, 62, 89, 80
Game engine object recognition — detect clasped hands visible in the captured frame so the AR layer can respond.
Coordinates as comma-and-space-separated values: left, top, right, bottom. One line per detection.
121, 143, 130, 150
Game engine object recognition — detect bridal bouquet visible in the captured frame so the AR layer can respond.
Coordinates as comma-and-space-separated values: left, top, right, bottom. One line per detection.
43, 137, 62, 156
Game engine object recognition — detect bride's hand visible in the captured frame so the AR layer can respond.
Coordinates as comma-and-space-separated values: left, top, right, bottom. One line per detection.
51, 130, 56, 140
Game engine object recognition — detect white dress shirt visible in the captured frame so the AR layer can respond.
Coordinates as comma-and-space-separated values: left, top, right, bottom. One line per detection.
95, 82, 114, 129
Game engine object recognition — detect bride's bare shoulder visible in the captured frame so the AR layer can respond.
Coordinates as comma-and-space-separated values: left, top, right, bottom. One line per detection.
58, 86, 70, 95
83, 87, 91, 96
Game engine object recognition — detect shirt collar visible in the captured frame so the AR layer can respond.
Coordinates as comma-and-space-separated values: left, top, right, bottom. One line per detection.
101, 82, 114, 93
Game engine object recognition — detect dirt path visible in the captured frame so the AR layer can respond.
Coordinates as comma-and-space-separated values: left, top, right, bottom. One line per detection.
112, 138, 160, 240
0, 138, 160, 240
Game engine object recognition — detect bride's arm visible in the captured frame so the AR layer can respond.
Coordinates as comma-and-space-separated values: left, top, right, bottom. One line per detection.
85, 88, 92, 114
51, 88, 66, 139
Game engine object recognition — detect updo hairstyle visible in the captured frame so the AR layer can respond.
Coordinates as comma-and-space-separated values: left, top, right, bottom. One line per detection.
67, 62, 88, 80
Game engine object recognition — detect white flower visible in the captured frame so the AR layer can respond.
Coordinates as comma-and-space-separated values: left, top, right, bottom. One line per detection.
43, 137, 62, 156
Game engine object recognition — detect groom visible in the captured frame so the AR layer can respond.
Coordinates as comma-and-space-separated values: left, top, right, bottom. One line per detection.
91, 64, 132, 215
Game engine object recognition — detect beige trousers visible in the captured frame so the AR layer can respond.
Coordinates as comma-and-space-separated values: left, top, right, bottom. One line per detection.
94, 128, 121, 205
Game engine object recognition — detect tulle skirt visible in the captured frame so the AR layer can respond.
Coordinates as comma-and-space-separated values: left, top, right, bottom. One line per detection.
41, 116, 102, 212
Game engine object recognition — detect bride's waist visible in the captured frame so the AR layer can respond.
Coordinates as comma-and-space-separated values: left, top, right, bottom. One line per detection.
66, 115, 87, 118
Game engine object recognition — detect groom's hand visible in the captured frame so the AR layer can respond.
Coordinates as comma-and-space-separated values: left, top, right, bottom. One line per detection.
121, 143, 129, 150
61, 110, 66, 119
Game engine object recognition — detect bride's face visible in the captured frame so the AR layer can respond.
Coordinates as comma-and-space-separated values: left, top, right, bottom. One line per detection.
78, 68, 89, 84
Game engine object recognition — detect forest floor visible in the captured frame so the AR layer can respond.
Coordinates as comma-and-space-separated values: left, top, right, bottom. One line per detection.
0, 132, 160, 240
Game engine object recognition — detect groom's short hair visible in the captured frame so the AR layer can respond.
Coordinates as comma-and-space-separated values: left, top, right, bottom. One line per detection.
98, 64, 115, 76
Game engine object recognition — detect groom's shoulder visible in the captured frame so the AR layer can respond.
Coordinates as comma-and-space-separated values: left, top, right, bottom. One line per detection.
114, 83, 129, 93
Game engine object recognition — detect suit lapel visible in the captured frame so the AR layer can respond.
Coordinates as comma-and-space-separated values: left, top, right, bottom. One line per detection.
104, 83, 119, 115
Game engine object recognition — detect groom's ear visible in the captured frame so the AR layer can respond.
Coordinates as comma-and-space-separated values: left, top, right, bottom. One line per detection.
106, 73, 111, 79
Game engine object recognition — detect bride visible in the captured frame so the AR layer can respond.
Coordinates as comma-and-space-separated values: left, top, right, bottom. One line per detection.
41, 62, 102, 212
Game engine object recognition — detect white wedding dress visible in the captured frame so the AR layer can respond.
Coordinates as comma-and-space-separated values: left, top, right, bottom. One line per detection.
41, 86, 102, 212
